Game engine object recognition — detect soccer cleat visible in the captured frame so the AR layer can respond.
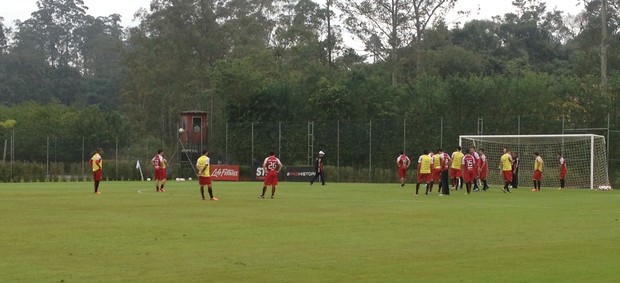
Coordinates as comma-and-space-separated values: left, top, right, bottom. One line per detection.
531, 188, 538, 192
210, 197, 219, 201
414, 194, 419, 197
473, 188, 479, 192
160, 189, 166, 192
558, 187, 563, 190
259, 195, 265, 199
501, 187, 506, 193
202, 197, 206, 200
95, 191, 101, 195
271, 196, 274, 199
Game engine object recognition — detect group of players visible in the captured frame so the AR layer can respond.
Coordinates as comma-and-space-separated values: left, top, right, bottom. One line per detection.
397, 146, 568, 196
88, 147, 284, 200
88, 145, 567, 199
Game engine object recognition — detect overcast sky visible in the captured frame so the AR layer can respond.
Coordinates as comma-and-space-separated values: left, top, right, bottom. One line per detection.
1, 0, 585, 28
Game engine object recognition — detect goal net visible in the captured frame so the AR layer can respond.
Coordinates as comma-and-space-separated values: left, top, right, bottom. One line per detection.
459, 135, 611, 190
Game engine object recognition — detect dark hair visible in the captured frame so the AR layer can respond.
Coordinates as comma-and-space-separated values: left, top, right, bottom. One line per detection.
456, 146, 461, 151
399, 150, 404, 155
534, 152, 540, 156
423, 149, 429, 154
157, 149, 163, 154
269, 151, 276, 156
479, 148, 484, 152
201, 149, 208, 155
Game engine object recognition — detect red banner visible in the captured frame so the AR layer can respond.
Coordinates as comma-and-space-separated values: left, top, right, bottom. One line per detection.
210, 165, 240, 181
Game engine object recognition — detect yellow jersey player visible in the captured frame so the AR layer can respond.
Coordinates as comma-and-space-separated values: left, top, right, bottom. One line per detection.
196, 149, 217, 200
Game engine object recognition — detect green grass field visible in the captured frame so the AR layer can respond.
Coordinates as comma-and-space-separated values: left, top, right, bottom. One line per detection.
1, 181, 619, 282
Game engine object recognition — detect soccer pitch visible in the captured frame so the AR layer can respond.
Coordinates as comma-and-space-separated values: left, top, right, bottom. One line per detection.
1, 181, 619, 282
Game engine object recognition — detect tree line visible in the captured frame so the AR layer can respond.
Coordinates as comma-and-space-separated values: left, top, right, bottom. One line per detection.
0, 0, 619, 179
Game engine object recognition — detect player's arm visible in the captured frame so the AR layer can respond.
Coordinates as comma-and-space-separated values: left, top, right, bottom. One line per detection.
277, 159, 283, 173
406, 157, 411, 168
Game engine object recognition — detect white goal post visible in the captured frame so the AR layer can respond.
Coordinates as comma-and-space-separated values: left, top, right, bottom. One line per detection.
459, 134, 611, 190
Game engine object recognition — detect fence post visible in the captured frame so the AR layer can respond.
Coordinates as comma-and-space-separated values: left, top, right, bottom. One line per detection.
337, 120, 340, 182
369, 119, 372, 182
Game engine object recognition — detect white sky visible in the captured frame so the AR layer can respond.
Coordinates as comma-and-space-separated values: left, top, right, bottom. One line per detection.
1, 0, 584, 29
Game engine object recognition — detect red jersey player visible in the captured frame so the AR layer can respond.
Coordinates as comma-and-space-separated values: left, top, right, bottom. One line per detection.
151, 149, 168, 192
462, 149, 477, 195
89, 148, 103, 194
396, 150, 411, 187
558, 152, 567, 190
260, 151, 283, 199
479, 148, 489, 191
470, 146, 481, 191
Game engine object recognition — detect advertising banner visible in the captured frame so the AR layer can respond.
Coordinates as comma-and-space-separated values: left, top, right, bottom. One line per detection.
285, 166, 315, 182
210, 165, 240, 181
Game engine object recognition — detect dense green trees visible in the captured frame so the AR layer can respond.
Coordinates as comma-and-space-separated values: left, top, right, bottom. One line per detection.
0, 0, 619, 181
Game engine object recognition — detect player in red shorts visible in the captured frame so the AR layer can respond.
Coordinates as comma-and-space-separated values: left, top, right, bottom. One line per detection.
479, 148, 489, 191
260, 151, 283, 199
89, 148, 103, 194
450, 146, 464, 190
558, 152, 567, 190
196, 149, 217, 200
532, 152, 544, 192
416, 149, 433, 196
462, 149, 477, 195
428, 149, 441, 194
500, 148, 513, 193
151, 149, 168, 192
396, 150, 411, 187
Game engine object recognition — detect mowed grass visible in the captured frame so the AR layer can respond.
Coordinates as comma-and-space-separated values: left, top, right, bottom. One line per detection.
1, 181, 619, 282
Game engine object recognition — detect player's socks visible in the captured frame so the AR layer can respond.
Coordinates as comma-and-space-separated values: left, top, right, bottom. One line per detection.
261, 186, 267, 197
208, 187, 213, 198
415, 183, 420, 195
271, 187, 276, 198
200, 187, 205, 199
401, 183, 405, 187
560, 179, 565, 189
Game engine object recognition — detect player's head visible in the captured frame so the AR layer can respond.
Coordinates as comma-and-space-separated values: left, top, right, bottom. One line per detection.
557, 151, 562, 157
423, 149, 429, 155
269, 151, 276, 156
479, 148, 485, 153
399, 150, 404, 155
503, 147, 509, 153
534, 151, 540, 156
318, 150, 325, 157
456, 146, 461, 151
157, 149, 163, 154
201, 149, 208, 155
437, 148, 443, 154
470, 146, 476, 151
95, 147, 103, 154
469, 147, 475, 153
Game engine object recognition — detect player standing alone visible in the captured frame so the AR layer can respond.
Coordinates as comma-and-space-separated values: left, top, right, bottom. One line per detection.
532, 152, 544, 192
89, 148, 103, 194
196, 149, 217, 200
558, 152, 567, 190
310, 150, 326, 186
500, 148, 513, 193
396, 150, 411, 187
151, 149, 168, 192
415, 150, 433, 196
462, 149, 477, 195
440, 149, 451, 195
260, 151, 283, 199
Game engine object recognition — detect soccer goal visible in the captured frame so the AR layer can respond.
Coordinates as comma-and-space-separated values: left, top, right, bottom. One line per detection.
459, 134, 611, 190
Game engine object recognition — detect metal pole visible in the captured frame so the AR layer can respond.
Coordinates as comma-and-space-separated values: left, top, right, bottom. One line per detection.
591, 135, 595, 189
517, 115, 521, 135
337, 120, 340, 182
82, 137, 85, 178
10, 127, 14, 181
440, 117, 443, 149
403, 118, 406, 152
115, 137, 119, 180
251, 122, 254, 166
225, 123, 228, 164
46, 135, 49, 180
369, 120, 372, 182
278, 122, 282, 159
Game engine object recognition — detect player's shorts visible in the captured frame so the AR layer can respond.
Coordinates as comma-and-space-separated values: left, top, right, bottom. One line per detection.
450, 168, 462, 178
463, 170, 476, 183
559, 168, 567, 179
154, 169, 167, 180
398, 167, 408, 179
417, 173, 431, 183
432, 169, 441, 182
533, 170, 542, 181
264, 172, 279, 186
199, 176, 212, 186
502, 170, 513, 182
93, 170, 102, 182
480, 168, 488, 180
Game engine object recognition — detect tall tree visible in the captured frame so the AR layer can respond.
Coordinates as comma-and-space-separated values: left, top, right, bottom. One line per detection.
337, 0, 458, 85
